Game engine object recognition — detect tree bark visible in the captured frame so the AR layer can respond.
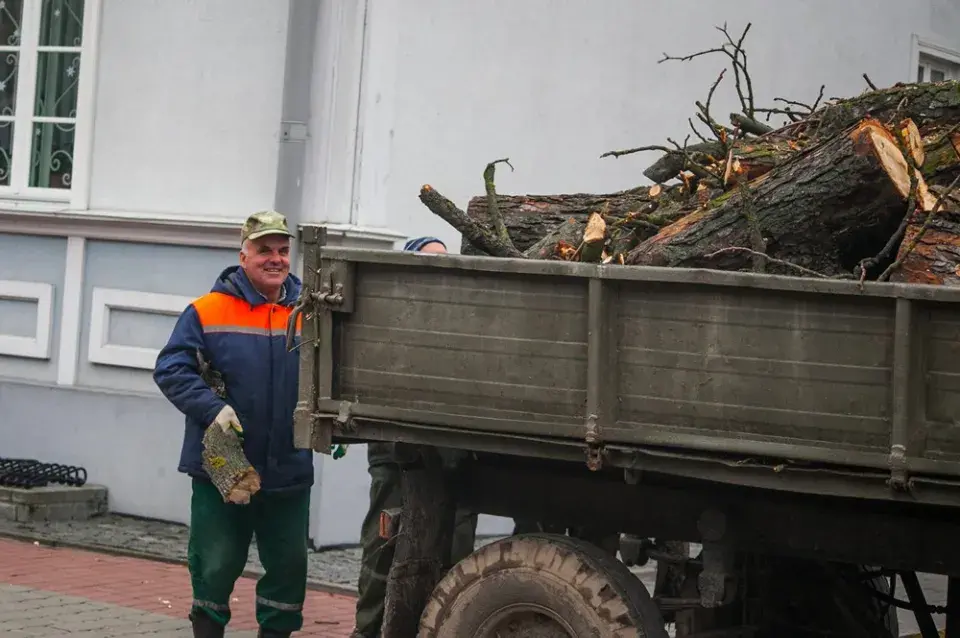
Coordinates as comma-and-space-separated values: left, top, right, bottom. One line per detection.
799, 82, 960, 142
462, 186, 655, 254
921, 127, 960, 188
626, 118, 920, 276
888, 195, 960, 286
643, 141, 722, 184
382, 445, 456, 638
523, 218, 585, 260
642, 84, 960, 185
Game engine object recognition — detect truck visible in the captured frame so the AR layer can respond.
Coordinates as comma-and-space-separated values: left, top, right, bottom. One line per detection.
290, 224, 960, 638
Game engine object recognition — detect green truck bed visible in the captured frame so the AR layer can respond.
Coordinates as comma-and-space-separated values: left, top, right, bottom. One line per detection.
293, 235, 960, 507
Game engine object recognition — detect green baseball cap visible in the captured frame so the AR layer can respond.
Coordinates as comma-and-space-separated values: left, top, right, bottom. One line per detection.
240, 210, 295, 245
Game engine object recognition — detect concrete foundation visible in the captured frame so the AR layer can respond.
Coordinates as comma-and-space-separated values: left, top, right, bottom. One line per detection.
0, 484, 108, 522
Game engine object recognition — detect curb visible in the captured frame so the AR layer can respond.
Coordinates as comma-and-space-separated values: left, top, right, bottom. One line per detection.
0, 529, 359, 599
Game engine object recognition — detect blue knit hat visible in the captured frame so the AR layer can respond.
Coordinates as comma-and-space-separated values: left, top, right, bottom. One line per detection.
403, 236, 446, 252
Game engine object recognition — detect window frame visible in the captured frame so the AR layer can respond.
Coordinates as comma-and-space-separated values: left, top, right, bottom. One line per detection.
0, 0, 100, 209
910, 33, 960, 84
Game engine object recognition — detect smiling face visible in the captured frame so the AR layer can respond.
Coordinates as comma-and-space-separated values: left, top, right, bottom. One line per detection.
239, 234, 291, 302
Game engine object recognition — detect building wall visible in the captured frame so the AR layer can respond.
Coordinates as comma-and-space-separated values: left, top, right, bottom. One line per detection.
350, 0, 960, 249
0, 0, 406, 547
87, 0, 290, 218
5, 0, 960, 548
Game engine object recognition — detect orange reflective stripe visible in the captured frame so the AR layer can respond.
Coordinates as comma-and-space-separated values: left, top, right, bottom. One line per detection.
192, 292, 302, 335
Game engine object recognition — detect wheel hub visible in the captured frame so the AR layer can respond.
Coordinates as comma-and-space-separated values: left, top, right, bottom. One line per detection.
475, 603, 578, 638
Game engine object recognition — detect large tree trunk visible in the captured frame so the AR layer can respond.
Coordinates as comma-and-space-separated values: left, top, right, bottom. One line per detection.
462, 187, 655, 254
799, 82, 960, 142
643, 83, 960, 185
626, 118, 924, 276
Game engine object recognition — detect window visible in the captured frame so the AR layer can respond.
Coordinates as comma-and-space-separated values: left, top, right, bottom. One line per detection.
917, 52, 960, 83
0, 0, 88, 199
912, 34, 960, 86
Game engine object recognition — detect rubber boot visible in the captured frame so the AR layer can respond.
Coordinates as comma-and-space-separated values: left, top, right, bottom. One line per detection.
190, 611, 225, 638
258, 629, 291, 638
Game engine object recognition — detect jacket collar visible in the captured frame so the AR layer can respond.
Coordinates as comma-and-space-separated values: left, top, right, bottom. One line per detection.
210, 265, 302, 307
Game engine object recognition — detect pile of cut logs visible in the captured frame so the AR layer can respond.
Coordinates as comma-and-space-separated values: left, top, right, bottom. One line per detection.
417, 24, 960, 286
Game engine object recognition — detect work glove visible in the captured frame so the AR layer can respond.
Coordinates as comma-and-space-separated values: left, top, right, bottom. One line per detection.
212, 405, 243, 436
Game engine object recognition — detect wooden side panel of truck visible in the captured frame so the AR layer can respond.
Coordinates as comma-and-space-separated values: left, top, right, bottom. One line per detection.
293, 241, 960, 505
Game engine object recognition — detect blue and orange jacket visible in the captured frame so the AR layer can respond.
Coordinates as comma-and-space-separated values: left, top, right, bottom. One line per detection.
153, 265, 313, 492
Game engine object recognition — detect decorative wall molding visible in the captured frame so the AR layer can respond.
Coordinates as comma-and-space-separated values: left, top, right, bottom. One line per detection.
0, 209, 244, 248
0, 279, 54, 360
87, 288, 194, 371
0, 209, 407, 250
56, 237, 86, 385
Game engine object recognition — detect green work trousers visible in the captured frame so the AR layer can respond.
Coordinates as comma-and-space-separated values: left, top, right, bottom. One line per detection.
353, 443, 478, 637
187, 478, 310, 634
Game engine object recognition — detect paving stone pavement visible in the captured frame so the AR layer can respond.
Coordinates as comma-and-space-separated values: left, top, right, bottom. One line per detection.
0, 514, 948, 636
0, 538, 356, 636
0, 513, 363, 588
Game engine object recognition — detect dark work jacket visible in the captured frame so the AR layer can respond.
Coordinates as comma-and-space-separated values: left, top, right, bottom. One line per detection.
153, 266, 313, 492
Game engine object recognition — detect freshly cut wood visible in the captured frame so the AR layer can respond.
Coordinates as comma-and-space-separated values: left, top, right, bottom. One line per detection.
462, 187, 654, 254
899, 118, 925, 167
580, 213, 607, 262
626, 118, 923, 276
888, 189, 960, 285
523, 218, 585, 260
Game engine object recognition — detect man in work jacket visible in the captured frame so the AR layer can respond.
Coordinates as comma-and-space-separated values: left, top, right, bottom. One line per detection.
350, 236, 478, 638
153, 211, 312, 638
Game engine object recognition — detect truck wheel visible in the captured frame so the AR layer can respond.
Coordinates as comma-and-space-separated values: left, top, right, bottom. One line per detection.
418, 533, 669, 638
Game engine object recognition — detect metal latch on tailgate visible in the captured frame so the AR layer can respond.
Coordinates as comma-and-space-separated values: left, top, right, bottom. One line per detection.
318, 278, 345, 308
584, 414, 604, 471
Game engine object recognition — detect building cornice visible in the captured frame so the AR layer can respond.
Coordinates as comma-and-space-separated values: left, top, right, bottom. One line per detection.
0, 208, 406, 249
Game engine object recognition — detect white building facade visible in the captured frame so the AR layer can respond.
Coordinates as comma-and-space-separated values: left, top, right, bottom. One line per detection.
0, 0, 958, 546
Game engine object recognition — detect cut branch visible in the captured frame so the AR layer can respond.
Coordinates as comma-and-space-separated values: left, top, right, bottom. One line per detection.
703, 247, 838, 279
730, 113, 773, 136
483, 158, 517, 252
659, 22, 756, 119
419, 184, 523, 258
